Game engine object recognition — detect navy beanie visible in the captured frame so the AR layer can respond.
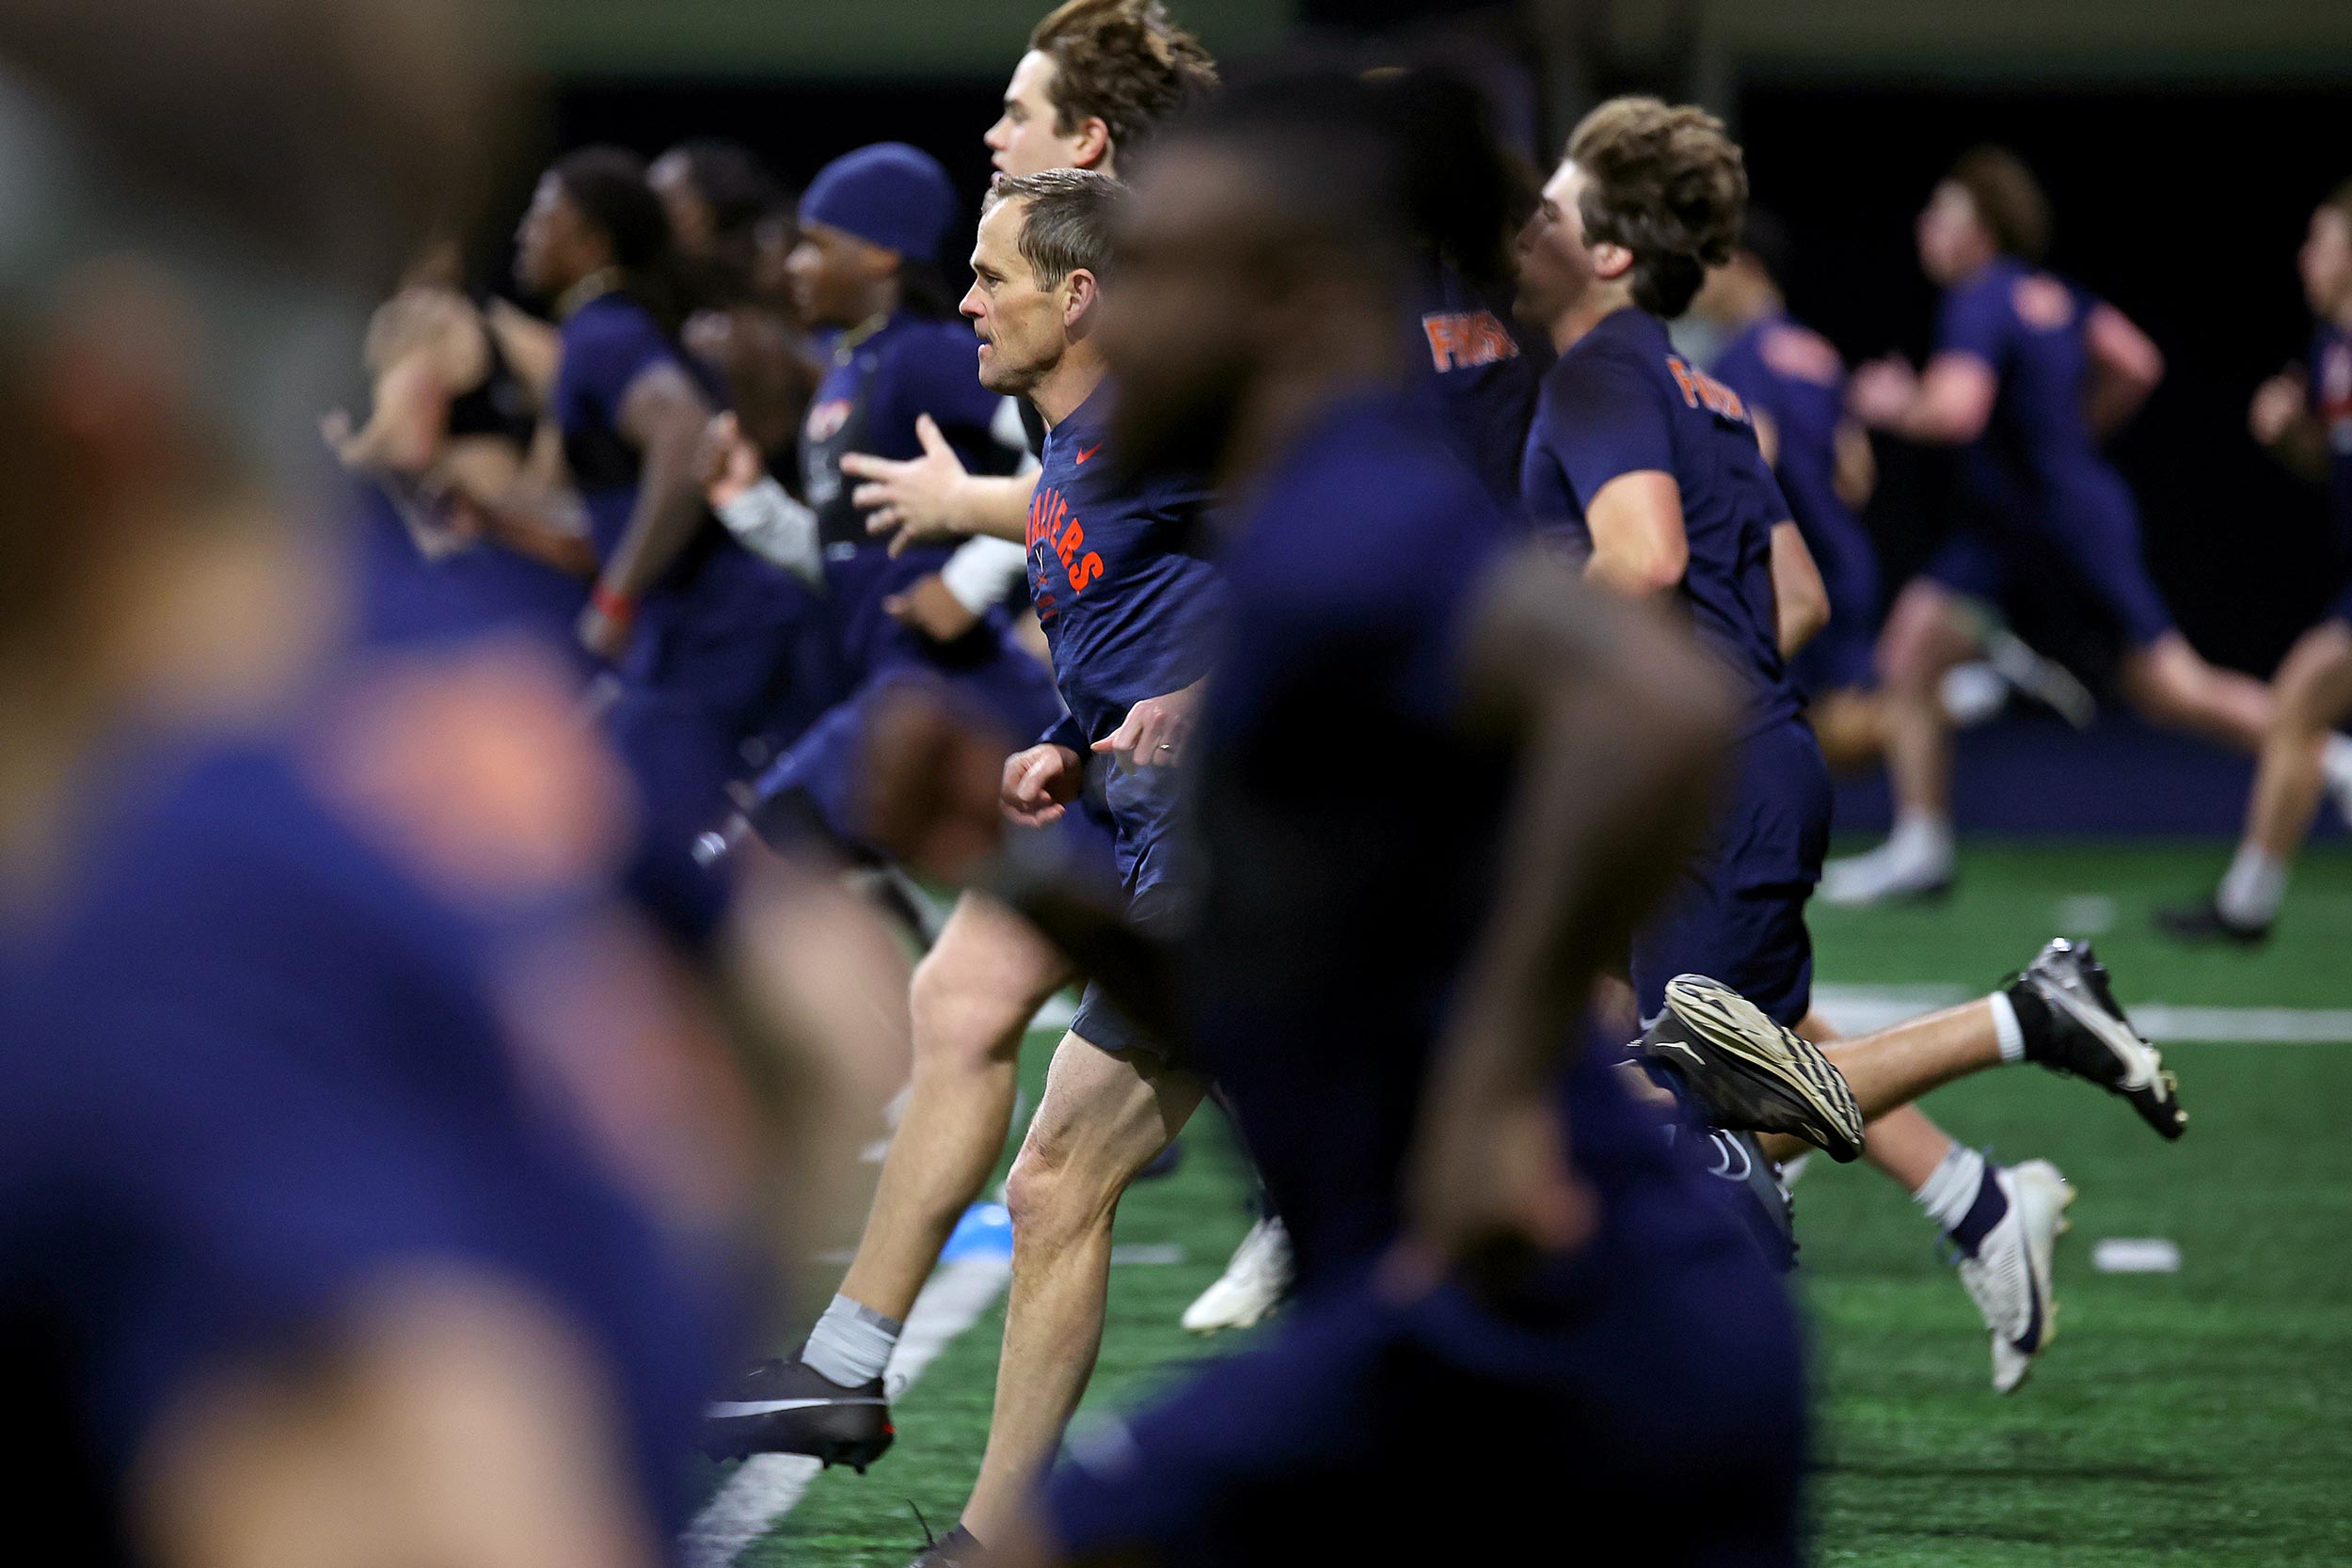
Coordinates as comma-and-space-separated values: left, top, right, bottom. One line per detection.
800, 142, 959, 264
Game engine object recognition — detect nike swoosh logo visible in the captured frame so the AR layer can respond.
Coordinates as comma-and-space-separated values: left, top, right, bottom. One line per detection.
707, 1397, 885, 1418
1074, 443, 1102, 464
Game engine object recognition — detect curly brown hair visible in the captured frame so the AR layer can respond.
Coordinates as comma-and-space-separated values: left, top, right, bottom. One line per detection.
1028, 0, 1217, 164
1565, 95, 1746, 319
1947, 146, 2049, 264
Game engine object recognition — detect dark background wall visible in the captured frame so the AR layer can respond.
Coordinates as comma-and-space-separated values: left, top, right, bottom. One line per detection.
524, 5, 2352, 687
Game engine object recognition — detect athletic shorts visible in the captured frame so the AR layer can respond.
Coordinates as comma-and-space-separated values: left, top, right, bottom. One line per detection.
1043, 1239, 1805, 1567
1922, 465, 2174, 650
1070, 875, 1189, 1062
1631, 717, 1830, 1030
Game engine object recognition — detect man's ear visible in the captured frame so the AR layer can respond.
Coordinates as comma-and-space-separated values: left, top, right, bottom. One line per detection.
1589, 240, 1635, 284
1072, 117, 1113, 170
1063, 268, 1101, 333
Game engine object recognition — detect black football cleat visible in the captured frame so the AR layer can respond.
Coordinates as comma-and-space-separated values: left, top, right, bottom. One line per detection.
2009, 939, 2186, 1141
1636, 974, 1867, 1163
701, 1355, 894, 1470
2153, 898, 2270, 948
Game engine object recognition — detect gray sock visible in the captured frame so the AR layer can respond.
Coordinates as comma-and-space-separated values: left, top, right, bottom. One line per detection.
802, 1294, 902, 1388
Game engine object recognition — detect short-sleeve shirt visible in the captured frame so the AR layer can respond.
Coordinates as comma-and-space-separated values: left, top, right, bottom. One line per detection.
1408, 260, 1549, 511
799, 310, 1021, 559
0, 720, 725, 1551
1934, 256, 2114, 502
1709, 310, 1865, 569
1520, 307, 1801, 736
2312, 320, 2352, 554
1188, 391, 1708, 1292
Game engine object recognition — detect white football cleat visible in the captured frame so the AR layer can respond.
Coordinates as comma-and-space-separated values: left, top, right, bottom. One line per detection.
1955, 1159, 2074, 1394
1181, 1215, 1293, 1335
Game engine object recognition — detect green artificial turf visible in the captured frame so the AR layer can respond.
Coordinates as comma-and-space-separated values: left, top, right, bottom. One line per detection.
723, 842, 2352, 1565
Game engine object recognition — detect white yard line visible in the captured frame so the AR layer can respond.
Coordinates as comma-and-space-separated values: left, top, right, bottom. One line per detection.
682, 1256, 1014, 1568
1813, 985, 2352, 1044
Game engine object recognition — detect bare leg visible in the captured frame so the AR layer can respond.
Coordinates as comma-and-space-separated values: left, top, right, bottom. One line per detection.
2119, 631, 2272, 754
1822, 582, 1981, 903
961, 1034, 1207, 1543
2246, 622, 2352, 860
1758, 1006, 1990, 1179
1878, 581, 1980, 826
1808, 688, 1887, 772
838, 894, 1073, 1323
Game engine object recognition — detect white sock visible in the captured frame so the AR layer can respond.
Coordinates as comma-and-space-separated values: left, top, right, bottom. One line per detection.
2216, 844, 2287, 928
802, 1294, 902, 1388
1888, 811, 1954, 868
2322, 734, 2352, 796
1987, 990, 2026, 1064
1913, 1144, 1988, 1233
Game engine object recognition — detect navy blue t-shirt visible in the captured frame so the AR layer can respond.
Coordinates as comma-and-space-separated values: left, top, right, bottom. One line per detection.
553, 291, 806, 711
1409, 261, 1548, 511
1027, 385, 1221, 744
1188, 391, 1724, 1295
2310, 320, 2352, 555
1710, 311, 1863, 575
1520, 307, 1801, 736
1936, 256, 2123, 508
0, 717, 726, 1551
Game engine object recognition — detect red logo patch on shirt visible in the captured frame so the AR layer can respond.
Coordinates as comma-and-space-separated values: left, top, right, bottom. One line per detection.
2011, 275, 2077, 332
1074, 443, 1102, 465
1422, 310, 1520, 372
805, 397, 852, 443
1758, 324, 1845, 388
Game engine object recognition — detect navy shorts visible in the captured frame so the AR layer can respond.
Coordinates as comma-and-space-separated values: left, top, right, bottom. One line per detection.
1069, 874, 1188, 1062
1632, 718, 1830, 1030
1922, 464, 2174, 650
1045, 1238, 1805, 1567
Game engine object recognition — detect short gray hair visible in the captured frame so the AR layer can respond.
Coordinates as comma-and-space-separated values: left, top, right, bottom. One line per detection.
983, 167, 1125, 288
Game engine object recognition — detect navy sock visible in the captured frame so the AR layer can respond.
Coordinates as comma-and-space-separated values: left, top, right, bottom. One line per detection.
1947, 1163, 2010, 1257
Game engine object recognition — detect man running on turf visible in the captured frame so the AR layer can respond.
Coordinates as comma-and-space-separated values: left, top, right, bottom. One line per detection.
2159, 181, 2352, 943
706, 170, 1231, 1514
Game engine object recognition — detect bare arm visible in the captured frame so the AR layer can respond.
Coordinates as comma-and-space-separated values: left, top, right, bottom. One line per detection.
1832, 417, 1876, 511
593, 362, 718, 625
1395, 546, 1736, 1285
1851, 352, 1997, 446
2250, 367, 2328, 483
1581, 470, 1689, 598
2083, 301, 2165, 438
1770, 520, 1829, 657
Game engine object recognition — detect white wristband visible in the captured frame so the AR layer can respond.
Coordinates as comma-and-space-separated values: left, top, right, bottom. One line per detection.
940, 533, 1030, 614
713, 476, 824, 588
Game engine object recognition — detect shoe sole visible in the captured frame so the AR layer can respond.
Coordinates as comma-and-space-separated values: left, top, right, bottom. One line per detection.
1996, 1159, 2074, 1395
1661, 975, 1867, 1162
701, 1415, 896, 1472
2027, 958, 2186, 1142
1182, 1296, 1279, 1335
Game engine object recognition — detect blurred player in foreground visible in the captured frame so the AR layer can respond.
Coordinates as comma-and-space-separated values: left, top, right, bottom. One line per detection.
2160, 182, 2352, 943
0, 5, 908, 1563
1826, 149, 2276, 905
